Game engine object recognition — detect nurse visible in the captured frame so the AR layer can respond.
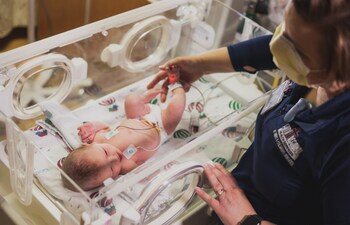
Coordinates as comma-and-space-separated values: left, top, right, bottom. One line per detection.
148, 0, 350, 224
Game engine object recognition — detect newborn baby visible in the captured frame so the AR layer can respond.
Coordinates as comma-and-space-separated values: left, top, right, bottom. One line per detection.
62, 70, 185, 191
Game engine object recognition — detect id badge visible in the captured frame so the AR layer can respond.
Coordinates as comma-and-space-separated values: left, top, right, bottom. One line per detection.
261, 80, 290, 114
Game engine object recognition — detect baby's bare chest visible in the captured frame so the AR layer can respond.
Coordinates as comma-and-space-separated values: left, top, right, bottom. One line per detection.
102, 119, 160, 150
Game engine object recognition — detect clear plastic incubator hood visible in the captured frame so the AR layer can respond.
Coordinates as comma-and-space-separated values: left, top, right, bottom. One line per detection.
0, 0, 277, 224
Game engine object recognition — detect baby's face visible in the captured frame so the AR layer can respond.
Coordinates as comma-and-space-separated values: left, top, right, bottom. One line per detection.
82, 143, 123, 187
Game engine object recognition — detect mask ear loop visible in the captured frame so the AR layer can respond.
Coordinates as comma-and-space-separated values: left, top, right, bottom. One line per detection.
285, 0, 293, 12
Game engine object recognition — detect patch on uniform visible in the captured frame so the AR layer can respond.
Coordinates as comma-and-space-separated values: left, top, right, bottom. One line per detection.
273, 124, 302, 166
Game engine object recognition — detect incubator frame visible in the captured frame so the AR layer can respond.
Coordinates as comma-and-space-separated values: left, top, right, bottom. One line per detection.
0, 1, 277, 225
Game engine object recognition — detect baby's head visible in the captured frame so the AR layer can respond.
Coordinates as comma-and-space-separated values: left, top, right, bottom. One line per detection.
61, 143, 123, 191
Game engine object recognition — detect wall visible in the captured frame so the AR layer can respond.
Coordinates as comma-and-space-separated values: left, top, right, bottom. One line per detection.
37, 0, 149, 39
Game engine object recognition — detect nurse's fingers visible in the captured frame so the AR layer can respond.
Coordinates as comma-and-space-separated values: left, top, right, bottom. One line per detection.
182, 82, 191, 92
204, 165, 224, 194
214, 163, 239, 188
158, 64, 169, 70
195, 187, 221, 210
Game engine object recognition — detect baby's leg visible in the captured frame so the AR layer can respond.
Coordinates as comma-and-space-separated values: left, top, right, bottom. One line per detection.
141, 88, 163, 102
124, 93, 145, 119
125, 89, 163, 119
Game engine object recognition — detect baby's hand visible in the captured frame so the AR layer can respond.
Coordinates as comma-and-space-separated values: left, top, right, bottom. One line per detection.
77, 122, 96, 143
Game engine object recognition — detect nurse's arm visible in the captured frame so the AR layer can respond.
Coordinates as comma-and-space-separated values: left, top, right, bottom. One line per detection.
193, 47, 235, 74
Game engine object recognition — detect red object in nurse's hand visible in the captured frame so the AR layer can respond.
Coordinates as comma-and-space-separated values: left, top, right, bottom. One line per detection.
168, 65, 180, 84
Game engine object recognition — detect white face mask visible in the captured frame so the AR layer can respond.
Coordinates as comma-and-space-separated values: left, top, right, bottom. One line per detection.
269, 22, 323, 86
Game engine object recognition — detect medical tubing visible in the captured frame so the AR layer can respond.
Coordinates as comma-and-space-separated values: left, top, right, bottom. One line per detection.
103, 92, 270, 198
115, 73, 240, 150
185, 72, 240, 126
114, 125, 155, 131
137, 142, 162, 152
179, 73, 238, 111
112, 124, 161, 152
187, 82, 206, 106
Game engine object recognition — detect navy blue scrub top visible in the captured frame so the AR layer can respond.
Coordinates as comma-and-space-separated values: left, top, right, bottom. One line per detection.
227, 35, 350, 225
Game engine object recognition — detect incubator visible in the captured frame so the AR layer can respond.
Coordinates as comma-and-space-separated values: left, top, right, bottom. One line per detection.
0, 0, 280, 224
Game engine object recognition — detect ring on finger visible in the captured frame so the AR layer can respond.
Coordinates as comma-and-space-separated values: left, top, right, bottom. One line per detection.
216, 188, 225, 196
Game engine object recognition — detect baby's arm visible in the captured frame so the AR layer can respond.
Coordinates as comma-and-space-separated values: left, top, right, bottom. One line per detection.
162, 85, 186, 134
77, 121, 110, 143
162, 65, 186, 134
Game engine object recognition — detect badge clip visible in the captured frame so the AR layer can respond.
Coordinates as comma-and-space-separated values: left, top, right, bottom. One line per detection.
284, 98, 312, 123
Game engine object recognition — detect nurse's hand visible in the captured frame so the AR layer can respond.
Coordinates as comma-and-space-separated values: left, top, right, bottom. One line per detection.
147, 56, 204, 102
195, 163, 257, 225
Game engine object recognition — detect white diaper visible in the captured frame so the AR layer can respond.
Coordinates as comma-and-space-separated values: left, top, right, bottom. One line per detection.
143, 104, 168, 144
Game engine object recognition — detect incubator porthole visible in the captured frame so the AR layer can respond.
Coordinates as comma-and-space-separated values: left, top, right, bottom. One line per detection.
11, 58, 73, 119
15, 66, 64, 107
127, 26, 163, 63
144, 174, 195, 224
137, 164, 203, 225
121, 16, 172, 72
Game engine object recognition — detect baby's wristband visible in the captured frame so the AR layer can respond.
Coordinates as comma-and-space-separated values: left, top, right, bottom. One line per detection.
168, 82, 183, 92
